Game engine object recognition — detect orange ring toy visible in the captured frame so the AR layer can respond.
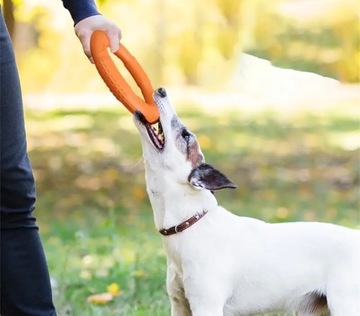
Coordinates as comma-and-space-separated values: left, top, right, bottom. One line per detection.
90, 31, 159, 124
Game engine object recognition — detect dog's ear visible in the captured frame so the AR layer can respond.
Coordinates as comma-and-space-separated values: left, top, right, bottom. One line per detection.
188, 163, 237, 191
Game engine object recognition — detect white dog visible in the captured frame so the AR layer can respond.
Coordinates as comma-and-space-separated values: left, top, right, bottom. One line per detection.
133, 87, 360, 316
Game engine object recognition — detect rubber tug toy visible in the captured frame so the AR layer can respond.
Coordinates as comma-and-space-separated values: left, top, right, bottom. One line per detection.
90, 30, 159, 124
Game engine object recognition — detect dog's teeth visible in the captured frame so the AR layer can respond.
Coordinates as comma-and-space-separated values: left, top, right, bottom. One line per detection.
152, 125, 160, 135
146, 122, 165, 149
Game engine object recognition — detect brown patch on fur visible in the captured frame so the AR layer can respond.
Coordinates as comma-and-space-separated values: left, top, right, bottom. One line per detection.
187, 141, 203, 168
298, 292, 329, 315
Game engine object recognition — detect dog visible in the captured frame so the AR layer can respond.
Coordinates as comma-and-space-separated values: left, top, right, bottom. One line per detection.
133, 87, 360, 316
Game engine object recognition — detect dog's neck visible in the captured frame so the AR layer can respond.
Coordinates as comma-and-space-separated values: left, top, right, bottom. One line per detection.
144, 163, 218, 231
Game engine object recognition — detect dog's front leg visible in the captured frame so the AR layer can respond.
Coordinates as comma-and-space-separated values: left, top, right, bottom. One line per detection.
190, 306, 223, 316
167, 265, 192, 316
184, 281, 225, 316
169, 295, 191, 316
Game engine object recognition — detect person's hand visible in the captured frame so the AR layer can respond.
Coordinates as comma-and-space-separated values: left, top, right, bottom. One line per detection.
74, 15, 122, 63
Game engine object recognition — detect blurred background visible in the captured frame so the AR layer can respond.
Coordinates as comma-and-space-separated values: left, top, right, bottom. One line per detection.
1, 0, 359, 315
3, 0, 360, 90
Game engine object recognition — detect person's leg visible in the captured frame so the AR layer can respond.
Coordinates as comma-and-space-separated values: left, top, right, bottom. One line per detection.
0, 219, 57, 315
0, 12, 56, 315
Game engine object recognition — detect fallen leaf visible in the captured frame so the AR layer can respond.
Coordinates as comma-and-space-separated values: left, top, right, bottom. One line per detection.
87, 292, 114, 305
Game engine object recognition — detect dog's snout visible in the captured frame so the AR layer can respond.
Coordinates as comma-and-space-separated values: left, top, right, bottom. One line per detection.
157, 87, 167, 98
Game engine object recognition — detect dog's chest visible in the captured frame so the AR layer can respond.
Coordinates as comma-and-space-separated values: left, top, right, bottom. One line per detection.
162, 233, 205, 274
163, 237, 186, 266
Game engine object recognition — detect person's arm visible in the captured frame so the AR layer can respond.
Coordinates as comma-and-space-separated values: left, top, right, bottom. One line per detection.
61, 0, 100, 25
61, 0, 122, 63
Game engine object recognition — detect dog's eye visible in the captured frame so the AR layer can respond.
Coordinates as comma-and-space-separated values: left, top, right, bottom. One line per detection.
181, 129, 191, 143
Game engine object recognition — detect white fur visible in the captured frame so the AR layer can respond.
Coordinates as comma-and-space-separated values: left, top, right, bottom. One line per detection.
134, 88, 360, 316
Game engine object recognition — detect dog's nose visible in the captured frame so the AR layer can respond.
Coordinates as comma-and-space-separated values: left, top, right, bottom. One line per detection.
157, 87, 167, 98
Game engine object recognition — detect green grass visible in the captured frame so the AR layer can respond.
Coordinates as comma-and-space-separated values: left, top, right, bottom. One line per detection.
27, 104, 359, 315
46, 209, 169, 315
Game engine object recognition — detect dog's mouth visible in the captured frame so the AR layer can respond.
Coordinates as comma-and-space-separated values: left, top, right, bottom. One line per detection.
135, 111, 165, 151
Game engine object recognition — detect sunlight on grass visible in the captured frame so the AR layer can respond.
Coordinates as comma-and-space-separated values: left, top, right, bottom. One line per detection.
328, 132, 360, 151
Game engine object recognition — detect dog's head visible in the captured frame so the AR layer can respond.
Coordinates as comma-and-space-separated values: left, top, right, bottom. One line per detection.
133, 87, 237, 192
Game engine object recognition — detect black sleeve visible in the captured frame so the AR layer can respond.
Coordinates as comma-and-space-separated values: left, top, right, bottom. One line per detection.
61, 0, 100, 25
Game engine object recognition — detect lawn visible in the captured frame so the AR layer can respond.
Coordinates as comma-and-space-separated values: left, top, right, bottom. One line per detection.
27, 100, 359, 315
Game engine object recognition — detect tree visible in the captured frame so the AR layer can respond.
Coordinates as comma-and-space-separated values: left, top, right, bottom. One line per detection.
2, 0, 15, 39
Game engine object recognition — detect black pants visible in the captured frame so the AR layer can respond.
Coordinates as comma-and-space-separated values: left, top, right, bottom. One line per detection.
0, 11, 56, 315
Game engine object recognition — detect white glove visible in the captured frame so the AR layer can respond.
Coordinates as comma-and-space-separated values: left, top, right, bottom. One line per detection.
74, 15, 122, 63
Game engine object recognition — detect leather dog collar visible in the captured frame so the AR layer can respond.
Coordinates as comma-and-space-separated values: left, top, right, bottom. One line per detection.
159, 211, 208, 236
